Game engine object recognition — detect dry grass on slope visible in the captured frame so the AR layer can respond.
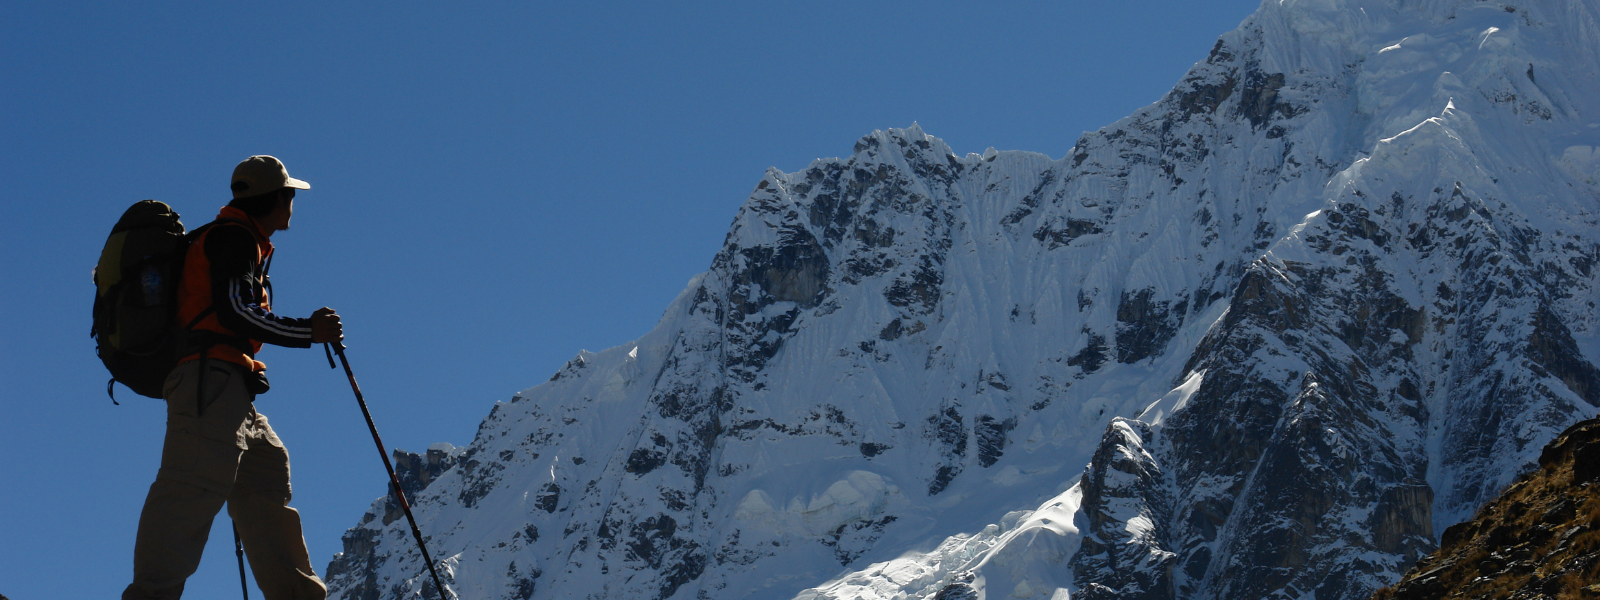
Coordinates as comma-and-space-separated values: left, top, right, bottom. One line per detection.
1373, 418, 1600, 600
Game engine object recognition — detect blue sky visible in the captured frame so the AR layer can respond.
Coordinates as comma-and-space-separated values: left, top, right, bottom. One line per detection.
0, 1, 1261, 597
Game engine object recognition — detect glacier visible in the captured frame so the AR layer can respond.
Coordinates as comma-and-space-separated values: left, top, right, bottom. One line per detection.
325, 0, 1600, 599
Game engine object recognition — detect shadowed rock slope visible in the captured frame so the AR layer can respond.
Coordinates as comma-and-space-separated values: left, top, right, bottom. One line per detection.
1373, 418, 1600, 600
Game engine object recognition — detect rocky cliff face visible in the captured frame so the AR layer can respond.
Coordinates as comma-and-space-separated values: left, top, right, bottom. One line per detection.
1371, 417, 1600, 599
325, 1, 1600, 599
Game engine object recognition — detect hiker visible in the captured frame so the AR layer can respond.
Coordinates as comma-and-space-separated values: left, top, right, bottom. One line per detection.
124, 156, 342, 600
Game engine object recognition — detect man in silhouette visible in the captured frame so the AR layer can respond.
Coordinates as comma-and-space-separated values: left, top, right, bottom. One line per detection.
125, 156, 342, 600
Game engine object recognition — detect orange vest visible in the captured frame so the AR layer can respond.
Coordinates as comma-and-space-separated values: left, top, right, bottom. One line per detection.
176, 207, 275, 371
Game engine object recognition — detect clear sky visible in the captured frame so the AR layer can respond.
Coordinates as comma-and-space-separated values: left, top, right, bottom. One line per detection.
0, 1, 1261, 597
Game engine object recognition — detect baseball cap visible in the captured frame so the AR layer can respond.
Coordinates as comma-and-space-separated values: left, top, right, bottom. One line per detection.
231, 155, 311, 199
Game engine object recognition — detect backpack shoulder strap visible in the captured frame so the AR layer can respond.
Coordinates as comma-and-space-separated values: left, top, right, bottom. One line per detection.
176, 217, 258, 357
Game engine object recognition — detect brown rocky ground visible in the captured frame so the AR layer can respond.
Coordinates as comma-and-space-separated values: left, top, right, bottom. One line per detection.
1373, 418, 1600, 600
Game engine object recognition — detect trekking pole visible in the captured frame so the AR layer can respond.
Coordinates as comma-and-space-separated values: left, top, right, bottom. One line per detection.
326, 342, 454, 600
232, 520, 249, 600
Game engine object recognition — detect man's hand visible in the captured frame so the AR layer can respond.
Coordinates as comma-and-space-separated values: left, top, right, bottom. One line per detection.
311, 307, 344, 344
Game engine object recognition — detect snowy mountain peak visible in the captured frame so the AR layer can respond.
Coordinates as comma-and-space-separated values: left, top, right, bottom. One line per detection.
327, 1, 1599, 599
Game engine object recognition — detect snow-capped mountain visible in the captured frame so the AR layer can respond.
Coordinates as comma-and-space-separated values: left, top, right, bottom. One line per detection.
325, 0, 1600, 598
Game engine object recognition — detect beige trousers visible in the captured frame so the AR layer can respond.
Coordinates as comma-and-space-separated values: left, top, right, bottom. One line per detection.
123, 360, 327, 600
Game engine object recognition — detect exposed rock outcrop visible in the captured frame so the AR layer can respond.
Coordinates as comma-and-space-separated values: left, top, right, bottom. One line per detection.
1373, 418, 1600, 600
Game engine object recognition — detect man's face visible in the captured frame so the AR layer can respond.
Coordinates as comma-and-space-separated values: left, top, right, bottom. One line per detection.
282, 189, 295, 227
263, 188, 296, 233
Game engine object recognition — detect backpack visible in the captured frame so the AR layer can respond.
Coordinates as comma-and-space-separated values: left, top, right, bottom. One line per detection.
91, 200, 194, 400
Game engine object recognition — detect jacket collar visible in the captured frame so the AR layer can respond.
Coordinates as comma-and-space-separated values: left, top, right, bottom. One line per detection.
217, 206, 273, 246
